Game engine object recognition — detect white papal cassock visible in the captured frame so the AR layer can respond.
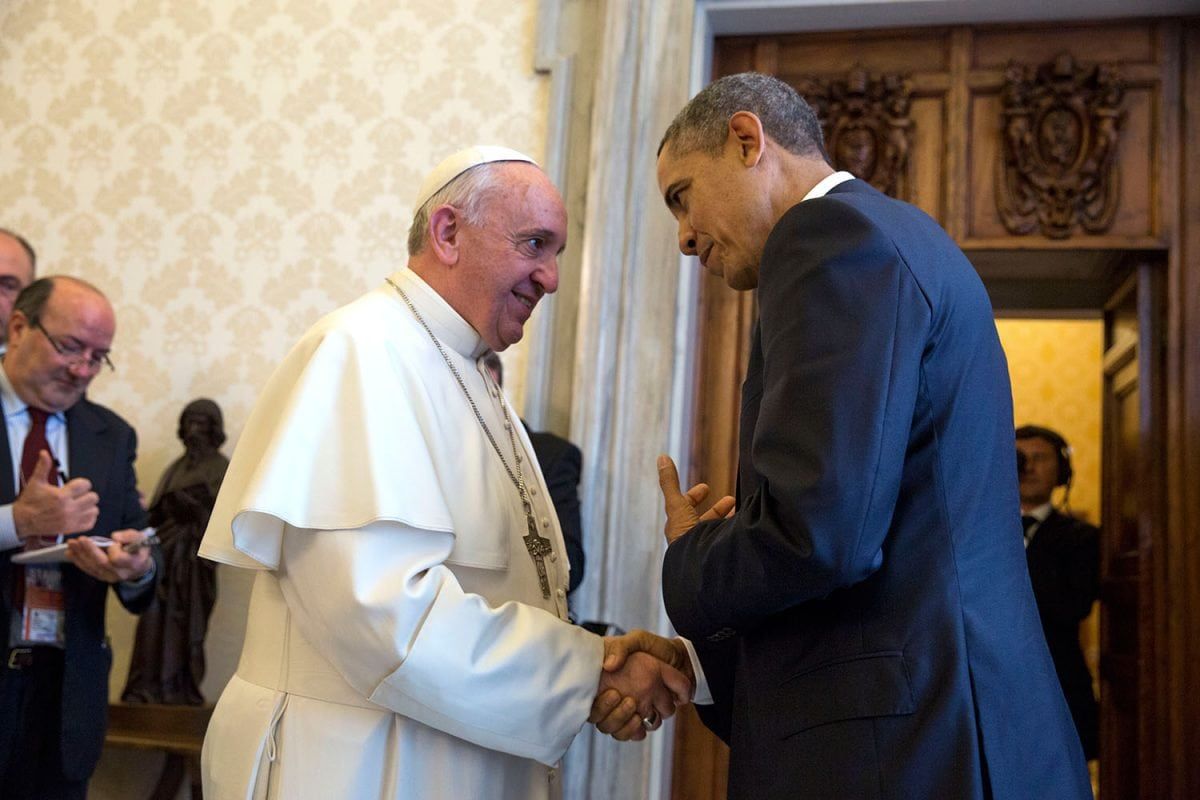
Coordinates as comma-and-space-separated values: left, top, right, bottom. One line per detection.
198, 267, 604, 800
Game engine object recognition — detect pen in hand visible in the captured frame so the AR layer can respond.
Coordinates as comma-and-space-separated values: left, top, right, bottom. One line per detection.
121, 534, 160, 553
52, 457, 70, 487
54, 459, 156, 552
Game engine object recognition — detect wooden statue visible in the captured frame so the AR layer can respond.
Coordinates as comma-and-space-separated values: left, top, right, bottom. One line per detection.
122, 399, 228, 705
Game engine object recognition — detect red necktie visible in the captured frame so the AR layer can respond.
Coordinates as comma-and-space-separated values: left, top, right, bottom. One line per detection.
11, 408, 60, 619
21, 407, 57, 488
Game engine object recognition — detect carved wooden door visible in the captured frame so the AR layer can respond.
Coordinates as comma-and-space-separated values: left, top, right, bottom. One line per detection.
1098, 259, 1165, 800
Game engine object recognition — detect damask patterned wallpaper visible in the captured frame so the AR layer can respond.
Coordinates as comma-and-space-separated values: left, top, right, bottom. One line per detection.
0, 0, 550, 774
0, 0, 548, 485
996, 318, 1103, 524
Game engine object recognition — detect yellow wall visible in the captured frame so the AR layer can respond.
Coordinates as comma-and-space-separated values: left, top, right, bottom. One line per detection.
996, 318, 1103, 524
996, 317, 1104, 743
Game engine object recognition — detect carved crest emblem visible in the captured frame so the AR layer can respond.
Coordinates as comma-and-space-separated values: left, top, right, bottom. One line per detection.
797, 66, 913, 199
996, 53, 1124, 239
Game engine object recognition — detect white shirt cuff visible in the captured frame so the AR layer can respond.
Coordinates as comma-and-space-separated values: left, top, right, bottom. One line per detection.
120, 557, 156, 588
0, 504, 20, 551
679, 637, 713, 705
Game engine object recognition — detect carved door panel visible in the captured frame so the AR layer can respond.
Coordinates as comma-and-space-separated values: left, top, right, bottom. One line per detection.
1098, 259, 1165, 800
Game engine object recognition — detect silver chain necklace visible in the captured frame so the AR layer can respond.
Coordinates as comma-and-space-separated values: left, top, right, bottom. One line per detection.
387, 277, 554, 599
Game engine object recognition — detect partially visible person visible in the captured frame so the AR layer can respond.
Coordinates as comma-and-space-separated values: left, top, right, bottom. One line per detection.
1017, 424, 1100, 760
652, 73, 1091, 799
482, 351, 586, 595
199, 147, 693, 800
123, 398, 229, 705
0, 276, 156, 800
0, 228, 37, 347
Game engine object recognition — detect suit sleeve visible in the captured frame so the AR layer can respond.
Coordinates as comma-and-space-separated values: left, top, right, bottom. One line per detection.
545, 442, 586, 593
663, 199, 931, 641
111, 424, 156, 614
690, 637, 738, 744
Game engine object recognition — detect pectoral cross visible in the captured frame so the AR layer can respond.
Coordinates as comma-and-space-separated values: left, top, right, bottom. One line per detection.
522, 510, 553, 599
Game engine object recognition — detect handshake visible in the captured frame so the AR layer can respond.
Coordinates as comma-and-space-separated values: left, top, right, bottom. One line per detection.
589, 630, 694, 742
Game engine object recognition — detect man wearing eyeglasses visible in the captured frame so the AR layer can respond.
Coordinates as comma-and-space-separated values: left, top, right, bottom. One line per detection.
0, 276, 157, 799
0, 228, 37, 349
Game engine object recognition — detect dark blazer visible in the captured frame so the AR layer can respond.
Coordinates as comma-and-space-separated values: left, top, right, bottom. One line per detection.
1026, 509, 1100, 759
663, 180, 1091, 800
0, 397, 151, 781
527, 428, 585, 594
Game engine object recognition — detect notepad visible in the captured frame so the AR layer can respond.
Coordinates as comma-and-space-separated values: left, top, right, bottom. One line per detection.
11, 537, 114, 564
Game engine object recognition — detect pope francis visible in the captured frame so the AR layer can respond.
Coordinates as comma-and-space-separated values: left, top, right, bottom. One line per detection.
197, 147, 695, 799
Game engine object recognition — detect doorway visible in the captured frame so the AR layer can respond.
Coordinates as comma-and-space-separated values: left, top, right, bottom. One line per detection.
989, 249, 1168, 799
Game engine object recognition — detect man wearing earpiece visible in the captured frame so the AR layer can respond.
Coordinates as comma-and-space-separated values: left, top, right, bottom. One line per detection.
1016, 425, 1100, 761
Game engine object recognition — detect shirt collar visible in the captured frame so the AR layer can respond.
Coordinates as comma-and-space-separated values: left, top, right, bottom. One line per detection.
383, 267, 489, 360
1025, 502, 1053, 522
0, 361, 64, 422
0, 363, 22, 420
802, 171, 856, 202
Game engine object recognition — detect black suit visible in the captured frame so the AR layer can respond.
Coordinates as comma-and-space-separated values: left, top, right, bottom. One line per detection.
526, 429, 585, 594
0, 397, 151, 793
663, 180, 1091, 799
1026, 509, 1100, 759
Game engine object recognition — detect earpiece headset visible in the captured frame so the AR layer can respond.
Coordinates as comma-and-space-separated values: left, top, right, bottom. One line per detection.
1015, 424, 1074, 507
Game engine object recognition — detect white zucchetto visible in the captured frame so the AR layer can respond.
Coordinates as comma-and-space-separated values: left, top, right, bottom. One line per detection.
413, 146, 537, 210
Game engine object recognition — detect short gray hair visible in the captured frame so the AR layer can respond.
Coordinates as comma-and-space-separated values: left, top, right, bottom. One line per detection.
406, 163, 503, 256
659, 72, 828, 162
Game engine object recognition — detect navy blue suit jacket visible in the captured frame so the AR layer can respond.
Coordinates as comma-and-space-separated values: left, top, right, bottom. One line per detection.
0, 397, 151, 781
1026, 509, 1100, 759
663, 180, 1091, 799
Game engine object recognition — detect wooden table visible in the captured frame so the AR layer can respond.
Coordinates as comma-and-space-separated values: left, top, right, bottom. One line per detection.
105, 703, 212, 800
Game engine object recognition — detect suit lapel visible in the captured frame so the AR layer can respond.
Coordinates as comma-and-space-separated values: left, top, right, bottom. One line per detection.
0, 413, 13, 505
65, 401, 109, 493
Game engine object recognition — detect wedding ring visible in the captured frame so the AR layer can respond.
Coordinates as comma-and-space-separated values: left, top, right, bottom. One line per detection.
641, 711, 660, 731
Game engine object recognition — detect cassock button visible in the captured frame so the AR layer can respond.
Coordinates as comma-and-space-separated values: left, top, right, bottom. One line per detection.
541, 517, 550, 528
549, 552, 558, 562
530, 487, 538, 496
548, 768, 557, 781
556, 588, 566, 599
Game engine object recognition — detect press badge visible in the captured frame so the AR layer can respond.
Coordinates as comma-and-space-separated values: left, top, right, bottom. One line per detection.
20, 565, 66, 646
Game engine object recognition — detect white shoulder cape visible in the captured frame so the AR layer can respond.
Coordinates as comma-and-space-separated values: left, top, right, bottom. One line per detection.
199, 274, 507, 571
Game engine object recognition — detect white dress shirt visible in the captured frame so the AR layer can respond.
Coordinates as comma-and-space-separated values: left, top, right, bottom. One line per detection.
0, 363, 68, 551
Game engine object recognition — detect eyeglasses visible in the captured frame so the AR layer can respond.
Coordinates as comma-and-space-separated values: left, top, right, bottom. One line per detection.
32, 320, 115, 373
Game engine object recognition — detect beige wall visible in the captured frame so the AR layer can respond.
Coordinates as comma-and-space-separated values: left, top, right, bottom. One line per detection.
1, 0, 549, 794
996, 318, 1103, 524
